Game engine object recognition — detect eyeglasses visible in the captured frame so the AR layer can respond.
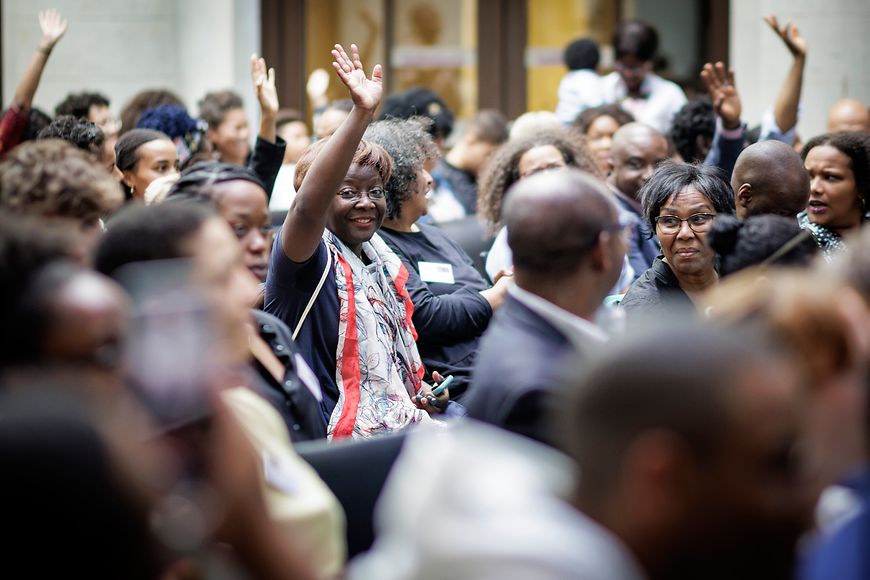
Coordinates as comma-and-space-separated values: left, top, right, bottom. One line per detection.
654, 213, 716, 234
337, 187, 386, 202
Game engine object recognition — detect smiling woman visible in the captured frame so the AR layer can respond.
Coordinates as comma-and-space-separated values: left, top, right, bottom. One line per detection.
621, 161, 734, 317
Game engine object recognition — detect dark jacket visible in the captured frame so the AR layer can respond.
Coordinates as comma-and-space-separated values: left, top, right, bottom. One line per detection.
614, 192, 660, 279
620, 257, 693, 316
251, 310, 328, 441
464, 295, 575, 446
249, 136, 286, 200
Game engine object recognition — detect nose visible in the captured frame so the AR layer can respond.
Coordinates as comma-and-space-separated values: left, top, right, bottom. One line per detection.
423, 169, 434, 194
676, 219, 696, 239
248, 230, 267, 253
355, 193, 377, 208
640, 163, 656, 182
809, 175, 825, 195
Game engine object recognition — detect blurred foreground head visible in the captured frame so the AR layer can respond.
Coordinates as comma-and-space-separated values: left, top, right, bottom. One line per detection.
559, 324, 813, 580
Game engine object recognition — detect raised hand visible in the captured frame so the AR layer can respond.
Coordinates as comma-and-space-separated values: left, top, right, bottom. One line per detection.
37, 9, 68, 52
701, 61, 742, 130
763, 15, 807, 59
331, 43, 383, 112
250, 53, 279, 117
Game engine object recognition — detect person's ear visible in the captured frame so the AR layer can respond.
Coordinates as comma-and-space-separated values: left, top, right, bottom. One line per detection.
736, 183, 752, 208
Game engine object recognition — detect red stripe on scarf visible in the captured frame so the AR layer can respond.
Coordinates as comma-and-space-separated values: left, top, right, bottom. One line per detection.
333, 254, 361, 439
392, 263, 425, 386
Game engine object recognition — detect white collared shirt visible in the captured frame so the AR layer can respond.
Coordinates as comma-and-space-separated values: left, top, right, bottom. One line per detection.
509, 284, 608, 350
601, 71, 687, 134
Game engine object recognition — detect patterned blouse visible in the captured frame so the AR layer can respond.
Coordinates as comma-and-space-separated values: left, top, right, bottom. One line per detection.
796, 211, 865, 260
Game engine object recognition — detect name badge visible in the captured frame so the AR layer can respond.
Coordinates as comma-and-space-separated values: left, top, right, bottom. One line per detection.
418, 261, 455, 284
263, 449, 299, 495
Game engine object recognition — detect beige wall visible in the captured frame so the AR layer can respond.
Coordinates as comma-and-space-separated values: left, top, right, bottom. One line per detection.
2, 0, 261, 130
731, 0, 870, 139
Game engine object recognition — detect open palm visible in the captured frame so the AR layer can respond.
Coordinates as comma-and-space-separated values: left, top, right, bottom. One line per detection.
38, 9, 67, 49
332, 43, 383, 112
701, 61, 741, 129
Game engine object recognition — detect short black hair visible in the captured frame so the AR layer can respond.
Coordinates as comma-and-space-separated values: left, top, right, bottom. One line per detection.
466, 109, 509, 145
379, 87, 454, 141
167, 161, 266, 203
801, 131, 870, 214
574, 104, 635, 134
95, 202, 214, 278
114, 129, 171, 172
119, 89, 185, 136
365, 118, 439, 219
669, 96, 716, 163
276, 109, 306, 130
564, 37, 600, 71
613, 20, 659, 62
24, 108, 52, 142
55, 92, 110, 120
708, 214, 817, 276
640, 161, 735, 233
37, 115, 105, 158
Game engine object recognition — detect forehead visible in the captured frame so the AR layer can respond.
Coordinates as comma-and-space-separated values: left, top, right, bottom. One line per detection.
519, 145, 565, 170
587, 115, 620, 136
278, 120, 309, 137
805, 144, 852, 169
87, 104, 110, 122
616, 132, 668, 159
343, 162, 384, 185
190, 217, 242, 271
136, 139, 178, 161
220, 108, 248, 125
661, 186, 715, 212
213, 180, 268, 215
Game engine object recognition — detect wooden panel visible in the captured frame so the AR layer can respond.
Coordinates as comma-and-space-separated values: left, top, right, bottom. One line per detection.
478, 0, 526, 119
260, 0, 306, 112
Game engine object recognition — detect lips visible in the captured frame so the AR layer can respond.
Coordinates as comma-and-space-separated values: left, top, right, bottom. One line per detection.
807, 200, 828, 214
249, 262, 269, 280
674, 248, 700, 258
349, 216, 376, 227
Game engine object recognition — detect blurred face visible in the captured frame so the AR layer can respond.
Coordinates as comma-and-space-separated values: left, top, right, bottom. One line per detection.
187, 218, 260, 364
518, 145, 567, 179
326, 163, 387, 255
213, 180, 272, 282
278, 120, 310, 165
615, 54, 652, 93
655, 187, 718, 279
463, 137, 501, 176
315, 108, 350, 140
403, 167, 434, 223
610, 133, 670, 200
42, 271, 129, 375
210, 108, 251, 166
805, 145, 863, 233
585, 115, 621, 174
122, 139, 179, 199
672, 362, 812, 580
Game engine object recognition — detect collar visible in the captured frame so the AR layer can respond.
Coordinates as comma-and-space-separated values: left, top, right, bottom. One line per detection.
509, 285, 608, 349
609, 182, 643, 215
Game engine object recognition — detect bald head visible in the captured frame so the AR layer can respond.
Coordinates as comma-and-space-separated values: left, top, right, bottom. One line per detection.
609, 123, 670, 199
827, 98, 870, 134
505, 169, 619, 279
731, 140, 810, 219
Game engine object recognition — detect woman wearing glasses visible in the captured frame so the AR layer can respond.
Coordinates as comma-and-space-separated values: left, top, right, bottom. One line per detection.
620, 162, 734, 315
265, 45, 447, 440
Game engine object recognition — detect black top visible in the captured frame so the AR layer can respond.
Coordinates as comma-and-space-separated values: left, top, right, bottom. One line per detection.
264, 237, 341, 421
249, 136, 286, 201
379, 224, 492, 399
464, 294, 575, 447
431, 158, 478, 214
620, 256, 693, 316
251, 309, 328, 441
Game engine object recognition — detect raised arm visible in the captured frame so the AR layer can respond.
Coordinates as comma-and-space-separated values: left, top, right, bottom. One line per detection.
700, 62, 744, 177
764, 15, 806, 135
281, 44, 383, 262
251, 54, 279, 144
12, 9, 67, 111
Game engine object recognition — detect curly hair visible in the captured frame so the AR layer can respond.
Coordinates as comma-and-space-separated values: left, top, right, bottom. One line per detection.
574, 104, 635, 135
119, 89, 184, 136
364, 118, 439, 219
198, 90, 244, 130
379, 87, 454, 141
0, 139, 121, 224
37, 115, 105, 158
293, 138, 393, 194
477, 127, 600, 233
54, 92, 110, 119
801, 131, 870, 214
668, 96, 716, 163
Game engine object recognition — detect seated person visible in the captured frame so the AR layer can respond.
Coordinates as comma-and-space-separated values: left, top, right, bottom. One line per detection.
264, 44, 447, 440
366, 118, 511, 398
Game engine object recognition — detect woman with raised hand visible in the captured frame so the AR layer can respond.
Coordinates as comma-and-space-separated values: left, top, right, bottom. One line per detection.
265, 44, 445, 440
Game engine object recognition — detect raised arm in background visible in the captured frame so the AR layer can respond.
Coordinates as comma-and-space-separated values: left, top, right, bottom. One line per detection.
764, 15, 807, 135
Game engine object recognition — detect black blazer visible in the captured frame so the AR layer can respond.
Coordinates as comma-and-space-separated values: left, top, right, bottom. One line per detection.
464, 294, 575, 446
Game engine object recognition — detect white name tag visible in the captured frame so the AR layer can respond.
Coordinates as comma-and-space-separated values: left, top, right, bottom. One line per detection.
418, 261, 455, 284
263, 450, 299, 495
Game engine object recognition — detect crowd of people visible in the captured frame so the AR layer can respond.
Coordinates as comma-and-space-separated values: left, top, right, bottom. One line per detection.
1, 8, 869, 580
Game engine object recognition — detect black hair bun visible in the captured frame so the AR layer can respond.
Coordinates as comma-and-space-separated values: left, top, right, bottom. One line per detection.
708, 214, 742, 256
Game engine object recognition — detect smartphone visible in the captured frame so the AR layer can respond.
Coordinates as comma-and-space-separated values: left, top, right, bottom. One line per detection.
431, 375, 454, 397
115, 258, 215, 433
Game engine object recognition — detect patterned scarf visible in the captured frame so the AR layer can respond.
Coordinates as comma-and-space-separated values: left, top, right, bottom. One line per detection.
797, 210, 869, 261
323, 231, 430, 440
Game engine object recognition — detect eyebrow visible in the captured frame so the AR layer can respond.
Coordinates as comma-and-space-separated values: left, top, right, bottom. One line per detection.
661, 205, 714, 213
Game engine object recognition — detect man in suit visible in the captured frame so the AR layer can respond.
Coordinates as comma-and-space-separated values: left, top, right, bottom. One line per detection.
464, 169, 627, 445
